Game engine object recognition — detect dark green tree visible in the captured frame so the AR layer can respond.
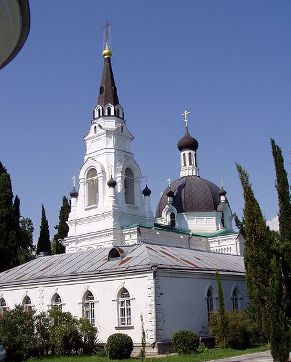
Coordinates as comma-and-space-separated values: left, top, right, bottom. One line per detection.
0, 171, 19, 271
0, 163, 34, 270
36, 204, 51, 255
0, 161, 7, 176
53, 196, 71, 254
271, 139, 291, 311
268, 251, 290, 362
215, 271, 229, 348
19, 218, 35, 263
237, 162, 290, 362
236, 164, 274, 337
12, 195, 34, 264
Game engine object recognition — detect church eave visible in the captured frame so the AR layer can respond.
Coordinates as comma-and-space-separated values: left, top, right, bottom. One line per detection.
0, 265, 153, 289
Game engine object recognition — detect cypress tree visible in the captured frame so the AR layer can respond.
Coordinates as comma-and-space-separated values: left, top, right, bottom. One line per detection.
0, 161, 7, 176
36, 204, 51, 255
237, 163, 290, 362
0, 162, 34, 270
271, 139, 291, 310
236, 164, 274, 336
270, 139, 291, 362
53, 196, 71, 254
0, 172, 19, 271
215, 271, 229, 348
19, 217, 35, 263
268, 251, 290, 362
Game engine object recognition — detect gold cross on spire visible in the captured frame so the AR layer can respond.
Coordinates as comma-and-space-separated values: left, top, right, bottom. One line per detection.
181, 110, 190, 128
102, 21, 112, 58
167, 178, 171, 187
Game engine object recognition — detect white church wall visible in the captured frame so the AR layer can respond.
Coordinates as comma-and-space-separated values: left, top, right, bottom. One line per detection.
176, 212, 220, 233
155, 270, 247, 342
208, 233, 242, 255
0, 271, 155, 345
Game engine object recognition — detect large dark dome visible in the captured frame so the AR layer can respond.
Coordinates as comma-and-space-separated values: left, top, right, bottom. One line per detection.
156, 176, 221, 217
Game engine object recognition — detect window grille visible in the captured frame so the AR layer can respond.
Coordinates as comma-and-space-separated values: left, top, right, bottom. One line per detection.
118, 288, 131, 326
82, 291, 95, 325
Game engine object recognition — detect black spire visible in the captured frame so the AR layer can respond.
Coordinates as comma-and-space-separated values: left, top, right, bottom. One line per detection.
97, 54, 119, 107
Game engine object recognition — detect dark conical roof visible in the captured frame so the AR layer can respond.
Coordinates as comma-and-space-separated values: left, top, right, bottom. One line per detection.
177, 127, 198, 152
97, 57, 119, 107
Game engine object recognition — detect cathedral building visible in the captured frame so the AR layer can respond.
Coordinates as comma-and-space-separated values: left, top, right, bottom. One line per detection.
0, 34, 246, 354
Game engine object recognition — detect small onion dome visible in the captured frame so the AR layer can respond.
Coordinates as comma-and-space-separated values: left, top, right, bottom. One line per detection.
218, 186, 227, 196
177, 127, 198, 151
142, 184, 151, 196
70, 186, 78, 198
107, 177, 117, 188
166, 190, 174, 198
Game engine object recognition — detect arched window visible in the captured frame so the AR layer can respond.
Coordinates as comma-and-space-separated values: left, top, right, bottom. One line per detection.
182, 153, 186, 167
86, 168, 98, 206
23, 296, 32, 312
0, 297, 7, 315
188, 152, 193, 165
124, 168, 134, 205
169, 212, 176, 228
107, 107, 111, 115
82, 291, 95, 325
232, 288, 239, 311
98, 108, 102, 117
118, 288, 131, 326
116, 108, 119, 117
206, 287, 214, 320
94, 126, 97, 134
52, 293, 62, 312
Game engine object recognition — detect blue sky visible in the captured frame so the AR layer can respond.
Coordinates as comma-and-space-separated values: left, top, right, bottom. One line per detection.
1, 0, 290, 240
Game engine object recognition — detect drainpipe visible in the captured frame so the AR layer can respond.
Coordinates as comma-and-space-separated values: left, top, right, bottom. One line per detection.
151, 265, 158, 350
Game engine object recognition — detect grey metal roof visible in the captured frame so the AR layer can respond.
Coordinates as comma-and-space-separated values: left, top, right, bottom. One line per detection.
0, 244, 244, 286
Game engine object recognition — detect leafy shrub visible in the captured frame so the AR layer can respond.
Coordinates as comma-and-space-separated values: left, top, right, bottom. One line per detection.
49, 310, 82, 355
79, 318, 97, 354
172, 330, 199, 354
0, 305, 36, 360
107, 333, 133, 359
210, 310, 265, 349
32, 312, 51, 357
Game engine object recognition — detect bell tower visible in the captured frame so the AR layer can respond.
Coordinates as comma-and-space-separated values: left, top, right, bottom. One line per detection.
64, 24, 154, 253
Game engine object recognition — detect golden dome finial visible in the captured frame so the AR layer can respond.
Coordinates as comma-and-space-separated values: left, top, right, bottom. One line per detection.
103, 41, 112, 58
102, 21, 112, 58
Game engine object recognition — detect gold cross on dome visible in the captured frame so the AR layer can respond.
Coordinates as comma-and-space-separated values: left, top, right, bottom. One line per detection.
181, 110, 190, 128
